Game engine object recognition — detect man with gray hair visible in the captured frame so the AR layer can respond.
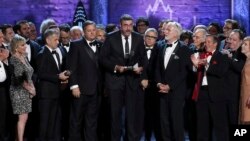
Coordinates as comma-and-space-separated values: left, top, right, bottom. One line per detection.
70, 26, 83, 41
155, 21, 192, 141
36, 28, 69, 141
141, 28, 162, 141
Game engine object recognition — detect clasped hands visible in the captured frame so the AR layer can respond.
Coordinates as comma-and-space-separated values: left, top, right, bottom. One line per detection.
191, 55, 208, 68
59, 70, 70, 84
157, 83, 170, 94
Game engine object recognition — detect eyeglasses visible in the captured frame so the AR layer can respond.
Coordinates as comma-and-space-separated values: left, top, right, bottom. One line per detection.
223, 26, 232, 30
137, 24, 147, 27
145, 35, 157, 40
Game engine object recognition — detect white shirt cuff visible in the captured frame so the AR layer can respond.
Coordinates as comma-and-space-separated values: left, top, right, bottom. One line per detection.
70, 85, 79, 90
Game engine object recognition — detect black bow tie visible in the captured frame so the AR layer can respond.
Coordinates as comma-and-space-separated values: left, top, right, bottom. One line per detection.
62, 43, 69, 47
194, 49, 203, 53
26, 40, 30, 45
166, 44, 172, 47
51, 51, 58, 54
0, 45, 5, 49
146, 47, 153, 51
89, 41, 97, 46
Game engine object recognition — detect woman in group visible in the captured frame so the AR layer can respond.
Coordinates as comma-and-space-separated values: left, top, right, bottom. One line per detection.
9, 35, 36, 141
239, 36, 250, 124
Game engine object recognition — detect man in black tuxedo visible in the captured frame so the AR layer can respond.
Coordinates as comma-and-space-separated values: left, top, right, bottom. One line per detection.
67, 20, 102, 141
155, 21, 192, 141
141, 28, 162, 141
36, 29, 69, 141
191, 34, 230, 141
100, 14, 145, 141
0, 30, 11, 141
221, 29, 246, 125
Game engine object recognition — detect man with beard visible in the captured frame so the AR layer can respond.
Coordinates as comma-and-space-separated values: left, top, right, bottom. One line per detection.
155, 21, 192, 141
100, 14, 145, 141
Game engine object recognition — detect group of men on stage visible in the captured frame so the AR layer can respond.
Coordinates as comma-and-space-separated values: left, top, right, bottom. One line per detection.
0, 13, 248, 141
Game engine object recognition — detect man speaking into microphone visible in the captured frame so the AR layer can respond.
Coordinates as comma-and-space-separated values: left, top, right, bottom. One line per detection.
100, 14, 146, 141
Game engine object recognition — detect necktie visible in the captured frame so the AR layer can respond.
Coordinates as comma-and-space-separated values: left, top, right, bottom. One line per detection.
192, 52, 206, 101
125, 37, 129, 59
192, 51, 213, 101
52, 51, 60, 69
89, 41, 97, 46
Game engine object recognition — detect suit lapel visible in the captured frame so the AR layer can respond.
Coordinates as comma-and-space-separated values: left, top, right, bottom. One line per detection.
208, 50, 219, 68
130, 33, 136, 58
82, 39, 99, 67
167, 42, 180, 67
161, 41, 180, 70
117, 31, 125, 58
45, 47, 60, 71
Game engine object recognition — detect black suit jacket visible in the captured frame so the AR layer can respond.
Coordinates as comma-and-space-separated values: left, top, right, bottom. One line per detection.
205, 51, 230, 102
155, 41, 192, 100
36, 47, 62, 99
67, 38, 102, 95
224, 48, 245, 102
29, 40, 41, 71
100, 31, 145, 90
143, 44, 160, 86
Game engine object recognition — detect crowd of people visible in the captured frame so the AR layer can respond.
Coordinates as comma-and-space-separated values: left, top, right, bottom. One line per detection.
0, 14, 250, 141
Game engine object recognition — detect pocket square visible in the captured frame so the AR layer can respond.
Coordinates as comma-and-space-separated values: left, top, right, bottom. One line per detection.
233, 58, 238, 62
174, 55, 179, 59
212, 60, 217, 65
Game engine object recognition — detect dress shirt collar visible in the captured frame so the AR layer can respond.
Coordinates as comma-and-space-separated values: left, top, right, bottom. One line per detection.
46, 45, 57, 53
121, 34, 132, 41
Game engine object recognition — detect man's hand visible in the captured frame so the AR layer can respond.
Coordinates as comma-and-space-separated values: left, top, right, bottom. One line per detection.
72, 87, 81, 98
198, 58, 208, 66
59, 71, 69, 81
141, 79, 148, 90
133, 67, 143, 74
221, 49, 233, 58
157, 83, 170, 94
115, 65, 125, 73
191, 54, 199, 68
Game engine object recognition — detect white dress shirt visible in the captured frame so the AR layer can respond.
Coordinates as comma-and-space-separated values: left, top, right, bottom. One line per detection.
164, 41, 178, 69
87, 40, 97, 53
146, 46, 153, 60
55, 47, 63, 65
202, 50, 215, 86
121, 34, 132, 57
0, 61, 7, 82
26, 44, 31, 62
46, 46, 60, 69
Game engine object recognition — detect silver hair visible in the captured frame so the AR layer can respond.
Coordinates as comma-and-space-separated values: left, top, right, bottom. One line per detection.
70, 26, 83, 33
195, 28, 207, 41
144, 28, 158, 37
168, 22, 183, 38
39, 18, 57, 34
